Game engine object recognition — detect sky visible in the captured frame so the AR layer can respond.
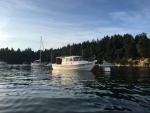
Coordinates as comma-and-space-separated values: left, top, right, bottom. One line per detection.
0, 0, 150, 51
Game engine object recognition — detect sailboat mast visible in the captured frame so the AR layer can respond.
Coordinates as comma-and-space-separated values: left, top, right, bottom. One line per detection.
81, 44, 83, 57
51, 48, 52, 63
40, 36, 42, 63
70, 45, 71, 56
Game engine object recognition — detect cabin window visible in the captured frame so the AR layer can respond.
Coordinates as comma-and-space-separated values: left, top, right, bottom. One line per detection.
74, 58, 78, 61
56, 58, 62, 64
78, 58, 82, 61
66, 58, 72, 62
74, 57, 82, 61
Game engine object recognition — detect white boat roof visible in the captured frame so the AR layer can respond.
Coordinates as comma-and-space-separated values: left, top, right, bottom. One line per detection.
56, 56, 82, 59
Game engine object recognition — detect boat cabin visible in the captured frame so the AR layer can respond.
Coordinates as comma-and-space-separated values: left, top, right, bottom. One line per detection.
56, 56, 83, 64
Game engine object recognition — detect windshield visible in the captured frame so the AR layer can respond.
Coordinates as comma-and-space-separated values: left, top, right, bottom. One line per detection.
73, 57, 83, 61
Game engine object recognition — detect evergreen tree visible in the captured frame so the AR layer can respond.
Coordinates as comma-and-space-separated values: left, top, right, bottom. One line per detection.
0, 33, 150, 64
111, 34, 124, 60
136, 33, 150, 58
123, 34, 136, 59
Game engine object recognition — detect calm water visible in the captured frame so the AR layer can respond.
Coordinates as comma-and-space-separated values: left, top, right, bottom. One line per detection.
0, 65, 150, 113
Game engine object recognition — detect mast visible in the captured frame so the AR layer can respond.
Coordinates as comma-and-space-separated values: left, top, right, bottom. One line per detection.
70, 44, 71, 56
40, 36, 42, 63
81, 44, 83, 57
51, 48, 52, 63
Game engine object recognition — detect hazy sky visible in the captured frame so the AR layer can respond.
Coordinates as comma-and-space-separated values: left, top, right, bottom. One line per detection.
0, 0, 150, 51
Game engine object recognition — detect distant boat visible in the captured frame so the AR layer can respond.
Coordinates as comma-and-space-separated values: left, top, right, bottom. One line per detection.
31, 59, 46, 66
46, 62, 52, 67
22, 61, 30, 66
0, 60, 7, 67
104, 67, 111, 71
99, 60, 115, 67
31, 37, 46, 66
52, 56, 95, 71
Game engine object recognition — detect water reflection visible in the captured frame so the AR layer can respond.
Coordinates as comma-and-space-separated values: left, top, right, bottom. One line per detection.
52, 70, 95, 85
30, 66, 52, 85
137, 67, 150, 82
31, 66, 52, 75
109, 67, 150, 83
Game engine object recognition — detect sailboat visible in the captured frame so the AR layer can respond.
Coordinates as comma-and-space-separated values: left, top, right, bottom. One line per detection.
31, 37, 46, 66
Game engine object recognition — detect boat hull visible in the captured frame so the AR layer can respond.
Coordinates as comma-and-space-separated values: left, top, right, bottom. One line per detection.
99, 64, 115, 67
46, 63, 52, 67
99, 60, 115, 67
31, 62, 46, 67
52, 62, 95, 71
0, 62, 7, 67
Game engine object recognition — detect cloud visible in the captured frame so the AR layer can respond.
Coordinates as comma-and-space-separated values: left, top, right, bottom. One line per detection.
6, 0, 41, 12
110, 11, 141, 24
1, 0, 150, 51
109, 9, 150, 37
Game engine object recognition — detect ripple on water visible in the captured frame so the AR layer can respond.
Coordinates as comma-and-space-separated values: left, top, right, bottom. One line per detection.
0, 66, 150, 113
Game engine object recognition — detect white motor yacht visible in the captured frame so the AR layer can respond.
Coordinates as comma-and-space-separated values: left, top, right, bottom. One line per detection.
52, 56, 95, 71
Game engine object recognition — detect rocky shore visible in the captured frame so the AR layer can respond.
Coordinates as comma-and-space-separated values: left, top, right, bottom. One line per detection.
115, 58, 150, 67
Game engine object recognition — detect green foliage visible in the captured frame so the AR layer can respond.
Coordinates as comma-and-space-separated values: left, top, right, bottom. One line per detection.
123, 34, 136, 59
0, 33, 150, 64
135, 33, 150, 58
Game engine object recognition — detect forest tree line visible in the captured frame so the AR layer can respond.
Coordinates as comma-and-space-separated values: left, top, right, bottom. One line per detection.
0, 32, 150, 64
